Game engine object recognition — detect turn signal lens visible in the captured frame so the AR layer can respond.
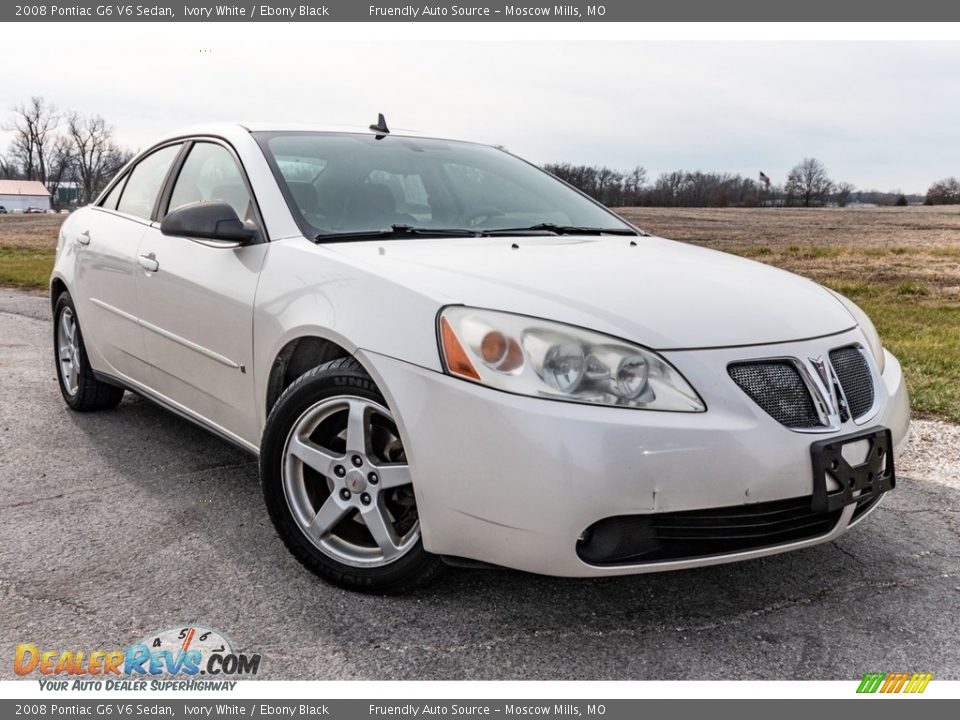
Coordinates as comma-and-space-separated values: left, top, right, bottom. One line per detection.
440, 316, 480, 380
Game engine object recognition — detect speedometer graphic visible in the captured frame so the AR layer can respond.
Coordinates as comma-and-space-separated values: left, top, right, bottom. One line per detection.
138, 625, 233, 674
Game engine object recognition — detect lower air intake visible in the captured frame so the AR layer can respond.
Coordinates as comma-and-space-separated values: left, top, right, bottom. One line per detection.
577, 496, 843, 566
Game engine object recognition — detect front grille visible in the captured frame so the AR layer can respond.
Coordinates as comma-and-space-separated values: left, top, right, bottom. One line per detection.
830, 346, 875, 420
728, 361, 821, 428
577, 496, 843, 566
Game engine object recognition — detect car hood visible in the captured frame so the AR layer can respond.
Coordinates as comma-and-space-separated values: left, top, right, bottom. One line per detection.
325, 234, 856, 350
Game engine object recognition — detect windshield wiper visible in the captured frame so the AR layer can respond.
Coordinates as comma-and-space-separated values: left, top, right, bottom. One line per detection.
479, 223, 640, 236
315, 224, 480, 242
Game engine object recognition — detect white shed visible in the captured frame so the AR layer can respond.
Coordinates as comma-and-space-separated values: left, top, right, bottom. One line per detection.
0, 180, 52, 212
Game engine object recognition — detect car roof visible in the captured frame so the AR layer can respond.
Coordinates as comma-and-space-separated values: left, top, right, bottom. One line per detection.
154, 122, 462, 145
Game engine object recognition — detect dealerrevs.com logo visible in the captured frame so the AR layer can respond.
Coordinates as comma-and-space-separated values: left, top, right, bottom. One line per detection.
14, 626, 261, 691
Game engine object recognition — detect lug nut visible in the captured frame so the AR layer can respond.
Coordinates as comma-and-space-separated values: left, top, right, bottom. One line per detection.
368, 472, 379, 485
340, 489, 351, 501
352, 455, 364, 467
360, 493, 371, 505
334, 465, 346, 477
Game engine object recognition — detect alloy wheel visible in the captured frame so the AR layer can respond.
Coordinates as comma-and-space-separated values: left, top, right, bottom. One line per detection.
57, 307, 81, 396
281, 395, 420, 568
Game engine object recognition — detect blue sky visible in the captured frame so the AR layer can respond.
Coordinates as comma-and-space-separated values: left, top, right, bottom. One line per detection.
2, 30, 958, 194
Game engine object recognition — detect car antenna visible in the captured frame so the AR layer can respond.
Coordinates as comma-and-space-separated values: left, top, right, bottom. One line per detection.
369, 113, 390, 139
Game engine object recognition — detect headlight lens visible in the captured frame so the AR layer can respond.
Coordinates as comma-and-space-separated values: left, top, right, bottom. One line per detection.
828, 290, 886, 373
438, 307, 705, 411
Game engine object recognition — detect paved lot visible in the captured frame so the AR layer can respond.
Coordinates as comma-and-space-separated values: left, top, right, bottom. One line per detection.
1, 288, 958, 680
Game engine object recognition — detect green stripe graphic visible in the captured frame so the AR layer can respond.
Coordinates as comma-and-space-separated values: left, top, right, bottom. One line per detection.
857, 673, 885, 693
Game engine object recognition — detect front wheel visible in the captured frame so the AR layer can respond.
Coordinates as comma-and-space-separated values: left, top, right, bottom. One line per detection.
260, 358, 444, 594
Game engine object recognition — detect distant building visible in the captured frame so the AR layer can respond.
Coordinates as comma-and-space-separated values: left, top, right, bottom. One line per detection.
0, 180, 52, 212
51, 181, 79, 206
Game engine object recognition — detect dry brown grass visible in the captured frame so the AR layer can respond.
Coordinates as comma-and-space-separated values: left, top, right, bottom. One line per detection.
617, 205, 960, 304
0, 214, 64, 249
616, 205, 960, 248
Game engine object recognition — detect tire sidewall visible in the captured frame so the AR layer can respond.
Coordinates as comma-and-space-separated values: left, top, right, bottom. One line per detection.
53, 292, 85, 409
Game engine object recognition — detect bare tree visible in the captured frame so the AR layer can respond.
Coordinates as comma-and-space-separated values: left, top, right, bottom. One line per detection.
5, 96, 61, 183
67, 112, 124, 204
925, 177, 960, 205
834, 181, 856, 207
46, 135, 74, 202
624, 166, 647, 203
785, 157, 833, 207
0, 152, 16, 178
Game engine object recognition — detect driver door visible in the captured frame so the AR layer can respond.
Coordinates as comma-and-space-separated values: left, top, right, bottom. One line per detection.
135, 140, 268, 447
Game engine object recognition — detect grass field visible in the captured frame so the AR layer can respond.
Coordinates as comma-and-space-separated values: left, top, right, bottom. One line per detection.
2, 207, 959, 421
0, 215, 63, 289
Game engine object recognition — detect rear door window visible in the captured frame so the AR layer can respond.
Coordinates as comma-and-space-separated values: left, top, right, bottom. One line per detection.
100, 176, 127, 210
116, 144, 182, 220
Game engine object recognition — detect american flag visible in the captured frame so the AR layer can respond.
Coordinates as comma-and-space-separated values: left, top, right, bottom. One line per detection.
759, 171, 771, 187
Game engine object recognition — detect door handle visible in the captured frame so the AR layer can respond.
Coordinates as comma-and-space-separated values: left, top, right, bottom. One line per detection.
77, 230, 91, 246
137, 253, 159, 273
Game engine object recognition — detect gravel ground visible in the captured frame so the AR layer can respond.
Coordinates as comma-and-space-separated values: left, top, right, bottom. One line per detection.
900, 420, 960, 490
1, 287, 959, 680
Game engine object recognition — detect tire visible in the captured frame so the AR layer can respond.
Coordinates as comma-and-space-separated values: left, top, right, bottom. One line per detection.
53, 291, 125, 412
260, 358, 444, 594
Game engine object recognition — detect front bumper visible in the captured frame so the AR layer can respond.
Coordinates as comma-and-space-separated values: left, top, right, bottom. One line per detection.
359, 327, 910, 577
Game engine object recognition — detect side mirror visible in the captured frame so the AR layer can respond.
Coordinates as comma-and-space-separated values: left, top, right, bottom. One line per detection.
160, 201, 257, 244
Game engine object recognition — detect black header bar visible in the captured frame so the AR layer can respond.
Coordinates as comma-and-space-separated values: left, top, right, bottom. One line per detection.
5, 1, 960, 22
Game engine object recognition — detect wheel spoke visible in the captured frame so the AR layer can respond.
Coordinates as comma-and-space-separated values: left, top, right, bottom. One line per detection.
59, 313, 72, 343
62, 363, 75, 393
59, 346, 71, 361
307, 495, 349, 538
344, 399, 369, 455
288, 436, 340, 477
361, 503, 402, 560
375, 463, 412, 489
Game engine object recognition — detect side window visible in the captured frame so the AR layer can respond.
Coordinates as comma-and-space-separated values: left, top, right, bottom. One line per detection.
100, 176, 127, 210
116, 144, 182, 220
168, 142, 253, 222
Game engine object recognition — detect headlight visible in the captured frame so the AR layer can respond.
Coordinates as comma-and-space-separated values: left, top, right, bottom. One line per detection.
828, 290, 886, 373
438, 307, 705, 411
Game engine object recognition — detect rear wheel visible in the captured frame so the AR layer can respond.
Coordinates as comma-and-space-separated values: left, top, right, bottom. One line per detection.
260, 358, 443, 593
53, 292, 124, 411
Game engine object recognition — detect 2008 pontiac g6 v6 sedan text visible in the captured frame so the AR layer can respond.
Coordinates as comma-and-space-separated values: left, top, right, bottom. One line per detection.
50, 120, 910, 593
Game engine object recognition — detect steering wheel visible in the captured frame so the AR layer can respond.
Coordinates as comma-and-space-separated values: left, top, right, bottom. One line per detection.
464, 206, 506, 228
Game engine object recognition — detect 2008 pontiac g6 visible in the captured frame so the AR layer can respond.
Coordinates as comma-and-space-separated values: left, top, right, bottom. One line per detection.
50, 121, 910, 593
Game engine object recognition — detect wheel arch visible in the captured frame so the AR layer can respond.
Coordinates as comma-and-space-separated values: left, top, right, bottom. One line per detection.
50, 273, 69, 311
264, 334, 355, 419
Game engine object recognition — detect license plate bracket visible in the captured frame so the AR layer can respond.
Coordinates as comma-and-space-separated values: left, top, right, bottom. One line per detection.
810, 426, 895, 513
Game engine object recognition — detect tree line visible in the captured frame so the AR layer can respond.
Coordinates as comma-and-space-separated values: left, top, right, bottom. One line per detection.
925, 178, 960, 205
0, 97, 133, 206
544, 157, 926, 208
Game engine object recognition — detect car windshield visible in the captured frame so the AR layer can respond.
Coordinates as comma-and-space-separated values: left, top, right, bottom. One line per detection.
254, 132, 636, 239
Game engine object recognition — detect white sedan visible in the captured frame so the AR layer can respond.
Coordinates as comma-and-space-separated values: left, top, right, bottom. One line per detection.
50, 120, 910, 593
